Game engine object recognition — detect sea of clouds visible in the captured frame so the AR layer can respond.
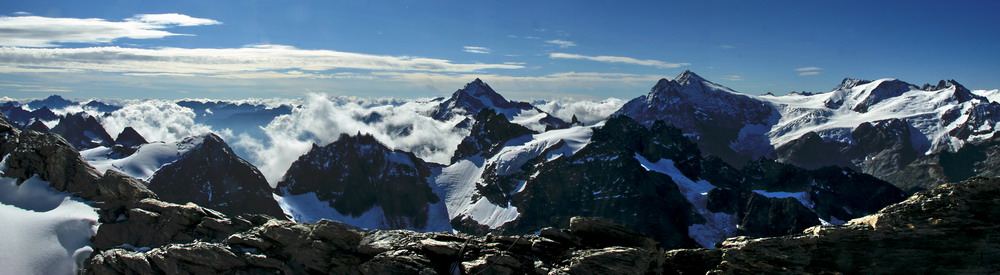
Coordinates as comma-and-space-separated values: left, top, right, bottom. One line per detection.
10, 95, 624, 186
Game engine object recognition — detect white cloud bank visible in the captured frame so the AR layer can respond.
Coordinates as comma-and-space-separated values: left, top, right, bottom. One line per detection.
549, 53, 689, 69
126, 13, 221, 27
229, 94, 470, 185
102, 100, 214, 142
535, 98, 626, 125
0, 45, 524, 78
0, 13, 219, 47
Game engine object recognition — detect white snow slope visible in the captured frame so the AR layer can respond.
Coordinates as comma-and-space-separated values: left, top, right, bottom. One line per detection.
761, 79, 998, 154
434, 125, 593, 229
634, 154, 736, 248
0, 157, 99, 274
79, 137, 206, 181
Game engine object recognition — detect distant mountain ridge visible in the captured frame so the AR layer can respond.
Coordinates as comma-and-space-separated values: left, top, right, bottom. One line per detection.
431, 78, 569, 132
613, 70, 1000, 192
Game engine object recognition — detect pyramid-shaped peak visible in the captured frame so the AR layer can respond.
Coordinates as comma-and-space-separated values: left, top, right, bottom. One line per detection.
115, 126, 148, 147
461, 78, 496, 94
674, 70, 706, 84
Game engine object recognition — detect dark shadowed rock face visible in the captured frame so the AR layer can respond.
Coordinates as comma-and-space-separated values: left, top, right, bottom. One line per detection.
447, 114, 904, 248
502, 117, 702, 249
27, 95, 76, 110
26, 120, 50, 132
1, 103, 60, 129
147, 133, 285, 219
275, 133, 440, 229
696, 177, 1000, 274
50, 112, 115, 150
612, 70, 777, 166
104, 126, 149, 158
114, 126, 147, 148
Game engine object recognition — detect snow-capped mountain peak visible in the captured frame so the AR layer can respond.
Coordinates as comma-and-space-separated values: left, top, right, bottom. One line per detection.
432, 79, 569, 132
673, 69, 707, 86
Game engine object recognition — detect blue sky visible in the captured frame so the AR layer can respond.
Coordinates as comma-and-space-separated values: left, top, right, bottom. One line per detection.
1, 0, 998, 100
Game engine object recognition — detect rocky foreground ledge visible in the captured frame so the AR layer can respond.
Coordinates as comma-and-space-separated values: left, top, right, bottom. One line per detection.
86, 177, 1000, 274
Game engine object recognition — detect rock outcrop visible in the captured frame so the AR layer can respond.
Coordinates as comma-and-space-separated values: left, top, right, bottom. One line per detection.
669, 177, 1000, 274
274, 133, 443, 230
147, 133, 285, 219
86, 177, 1000, 273
87, 213, 668, 274
49, 112, 115, 150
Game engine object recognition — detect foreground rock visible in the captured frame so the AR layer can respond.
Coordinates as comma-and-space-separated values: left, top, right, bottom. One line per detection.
87, 213, 666, 274
673, 177, 1000, 274
87, 177, 1000, 274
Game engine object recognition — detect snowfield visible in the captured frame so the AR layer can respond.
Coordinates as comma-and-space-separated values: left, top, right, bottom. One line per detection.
0, 166, 99, 274
635, 154, 736, 248
435, 125, 594, 229
760, 79, 997, 154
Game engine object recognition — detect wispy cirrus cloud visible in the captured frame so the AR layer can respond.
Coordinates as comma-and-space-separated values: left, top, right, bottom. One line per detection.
795, 66, 823, 76
0, 44, 524, 78
544, 40, 577, 48
0, 13, 220, 47
126, 13, 221, 27
720, 74, 744, 81
549, 53, 689, 69
462, 46, 491, 54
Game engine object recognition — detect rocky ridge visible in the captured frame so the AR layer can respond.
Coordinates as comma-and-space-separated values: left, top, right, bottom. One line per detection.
275, 133, 443, 230
147, 133, 285, 219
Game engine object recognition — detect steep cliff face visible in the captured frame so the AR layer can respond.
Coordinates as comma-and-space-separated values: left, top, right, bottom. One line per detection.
147, 133, 285, 219
666, 177, 1000, 274
445, 114, 904, 249
274, 133, 447, 231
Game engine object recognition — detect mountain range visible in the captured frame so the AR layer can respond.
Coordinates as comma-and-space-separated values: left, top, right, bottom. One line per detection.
2, 71, 999, 273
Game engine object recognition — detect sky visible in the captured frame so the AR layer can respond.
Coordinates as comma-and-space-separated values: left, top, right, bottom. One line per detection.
1, 0, 999, 100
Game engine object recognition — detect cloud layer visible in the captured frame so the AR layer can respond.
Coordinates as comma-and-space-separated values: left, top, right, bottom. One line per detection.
228, 94, 470, 185
549, 53, 688, 69
795, 67, 823, 76
102, 100, 214, 143
544, 40, 577, 48
0, 45, 524, 78
534, 98, 625, 125
0, 14, 218, 47
462, 46, 491, 54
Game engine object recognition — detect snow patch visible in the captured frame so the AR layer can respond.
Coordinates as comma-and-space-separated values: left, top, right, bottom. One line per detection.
634, 154, 735, 248
0, 174, 99, 275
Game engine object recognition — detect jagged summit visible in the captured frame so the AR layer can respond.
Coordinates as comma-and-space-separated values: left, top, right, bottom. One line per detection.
147, 131, 285, 218
673, 69, 707, 86
613, 71, 776, 166
275, 131, 444, 230
432, 79, 568, 131
114, 126, 147, 147
50, 112, 114, 150
27, 94, 76, 110
834, 78, 873, 90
